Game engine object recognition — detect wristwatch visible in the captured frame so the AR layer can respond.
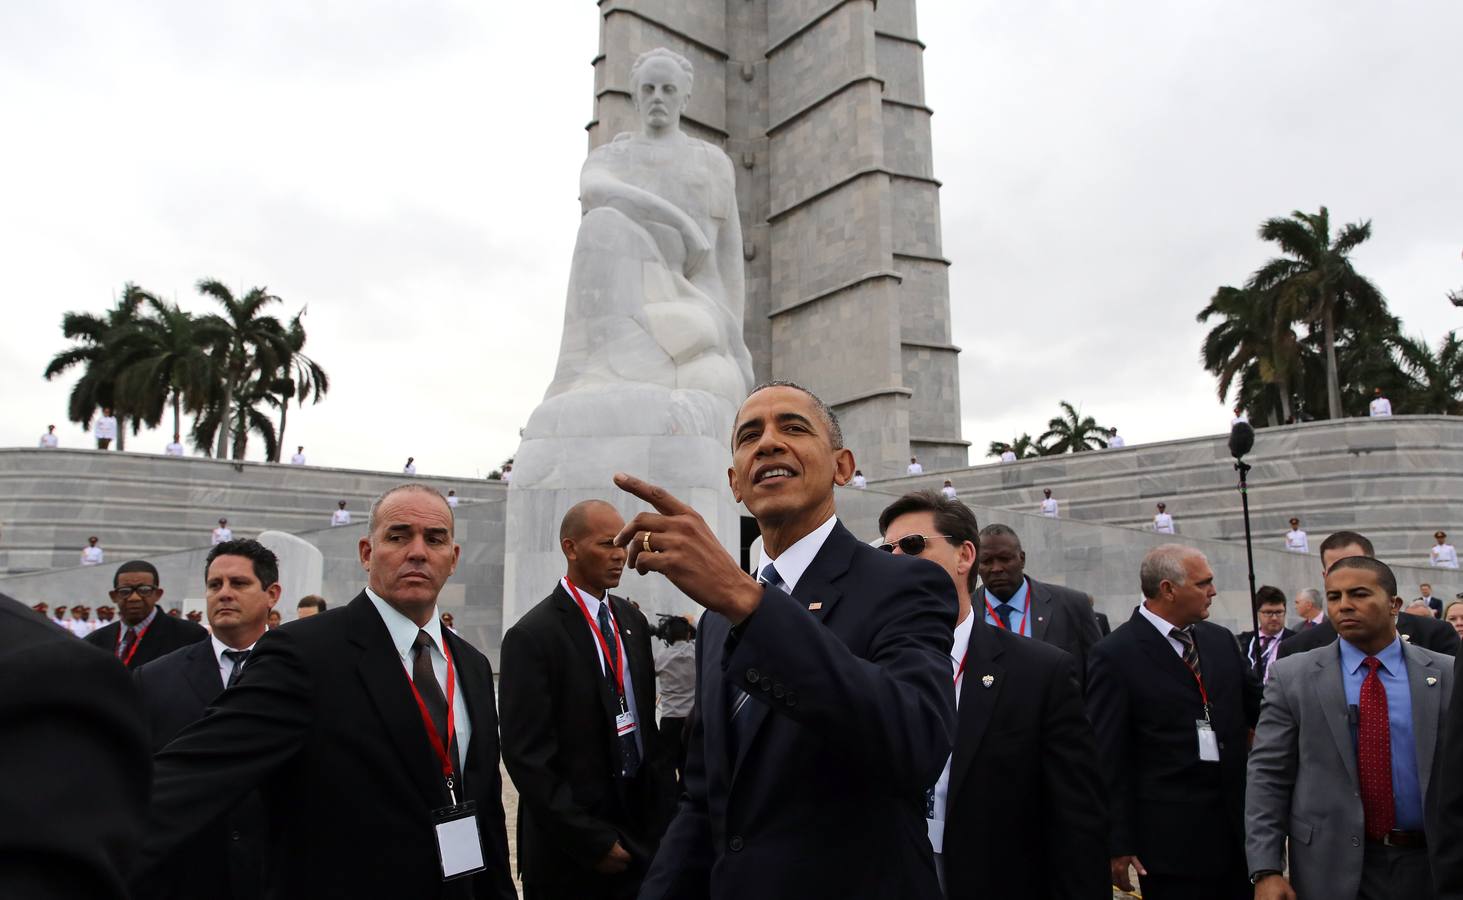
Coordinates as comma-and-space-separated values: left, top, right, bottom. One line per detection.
1250, 870, 1282, 885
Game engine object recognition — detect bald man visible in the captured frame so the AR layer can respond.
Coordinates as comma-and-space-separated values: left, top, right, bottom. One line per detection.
499, 501, 675, 900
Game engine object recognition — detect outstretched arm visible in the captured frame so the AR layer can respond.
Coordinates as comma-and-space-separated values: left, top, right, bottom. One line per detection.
580, 156, 711, 276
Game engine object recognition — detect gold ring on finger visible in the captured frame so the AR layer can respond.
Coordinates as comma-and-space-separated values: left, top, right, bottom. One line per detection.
643, 531, 653, 553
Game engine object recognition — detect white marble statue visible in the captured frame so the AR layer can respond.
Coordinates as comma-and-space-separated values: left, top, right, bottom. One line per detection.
526, 46, 753, 443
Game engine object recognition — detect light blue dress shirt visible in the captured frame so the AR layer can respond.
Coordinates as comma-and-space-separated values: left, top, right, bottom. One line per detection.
1338, 635, 1423, 831
982, 577, 1031, 636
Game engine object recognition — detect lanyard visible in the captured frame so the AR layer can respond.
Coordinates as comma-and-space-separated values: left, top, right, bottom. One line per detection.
1179, 656, 1211, 720
405, 634, 459, 802
565, 578, 627, 700
983, 578, 1031, 637
115, 621, 152, 666
1249, 634, 1280, 668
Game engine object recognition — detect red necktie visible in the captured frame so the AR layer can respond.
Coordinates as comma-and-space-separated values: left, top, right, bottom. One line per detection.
1357, 657, 1395, 841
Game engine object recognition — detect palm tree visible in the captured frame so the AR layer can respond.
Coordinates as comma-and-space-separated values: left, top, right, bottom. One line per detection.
190, 374, 281, 462
266, 308, 330, 462
987, 434, 1044, 459
1393, 332, 1463, 415
1247, 207, 1387, 420
1039, 401, 1114, 453
43, 284, 149, 449
110, 297, 228, 440
195, 280, 292, 459
1198, 285, 1303, 424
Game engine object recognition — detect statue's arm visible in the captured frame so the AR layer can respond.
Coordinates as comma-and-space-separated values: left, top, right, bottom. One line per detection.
580, 157, 711, 274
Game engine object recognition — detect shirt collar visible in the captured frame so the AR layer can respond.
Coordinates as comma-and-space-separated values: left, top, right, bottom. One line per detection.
365, 587, 443, 660
561, 577, 609, 618
1139, 601, 1186, 637
1339, 633, 1404, 675
951, 607, 976, 664
756, 514, 838, 593
210, 633, 259, 666
988, 576, 1030, 611
1310, 611, 1326, 625
124, 606, 159, 633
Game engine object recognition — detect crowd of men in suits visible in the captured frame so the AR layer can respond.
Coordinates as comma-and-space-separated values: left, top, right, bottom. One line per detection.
6, 379, 1463, 899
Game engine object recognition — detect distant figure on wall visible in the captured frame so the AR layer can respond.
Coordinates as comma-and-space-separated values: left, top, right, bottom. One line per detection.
999, 446, 1017, 463
1284, 517, 1308, 553
1152, 503, 1175, 535
1040, 488, 1059, 518
1107, 429, 1125, 449
331, 500, 351, 527
39, 424, 59, 448
1368, 387, 1393, 417
402, 456, 416, 475
1231, 407, 1249, 426
907, 457, 924, 475
1433, 531, 1459, 569
851, 469, 867, 489
211, 518, 233, 546
446, 489, 459, 509
290, 445, 306, 465
81, 536, 105, 567
94, 407, 118, 450
164, 433, 185, 456
941, 480, 956, 500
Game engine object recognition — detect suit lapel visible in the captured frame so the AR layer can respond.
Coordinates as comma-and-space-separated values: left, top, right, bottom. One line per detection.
1026, 578, 1051, 641
731, 522, 854, 776
555, 585, 620, 726
1311, 646, 1359, 788
609, 595, 655, 724
345, 592, 445, 805
1130, 608, 1198, 688
443, 628, 490, 782
183, 639, 224, 706
947, 621, 1002, 805
1403, 643, 1442, 798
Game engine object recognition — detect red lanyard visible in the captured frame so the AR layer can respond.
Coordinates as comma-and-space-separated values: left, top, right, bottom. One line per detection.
115, 620, 152, 666
1179, 656, 1211, 715
566, 578, 627, 698
405, 633, 458, 793
984, 579, 1031, 637
953, 652, 968, 685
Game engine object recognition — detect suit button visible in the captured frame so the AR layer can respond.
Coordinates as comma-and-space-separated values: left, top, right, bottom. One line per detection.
772, 683, 785, 699
785, 691, 798, 707
1351, 836, 1360, 847
760, 679, 773, 693
729, 836, 744, 852
745, 668, 760, 685
231, 831, 241, 841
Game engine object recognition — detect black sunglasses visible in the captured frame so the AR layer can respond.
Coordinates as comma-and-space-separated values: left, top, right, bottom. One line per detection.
878, 534, 952, 555
109, 585, 159, 600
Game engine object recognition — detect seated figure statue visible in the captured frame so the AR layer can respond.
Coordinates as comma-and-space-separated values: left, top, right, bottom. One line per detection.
525, 47, 754, 445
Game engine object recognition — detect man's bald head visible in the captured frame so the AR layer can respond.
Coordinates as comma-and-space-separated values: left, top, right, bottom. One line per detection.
560, 499, 619, 543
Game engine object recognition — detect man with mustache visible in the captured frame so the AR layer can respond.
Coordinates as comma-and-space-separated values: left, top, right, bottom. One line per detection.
500, 500, 674, 899
86, 560, 208, 669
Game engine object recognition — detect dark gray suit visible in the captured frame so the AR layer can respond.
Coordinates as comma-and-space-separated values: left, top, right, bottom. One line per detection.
973, 577, 1102, 686
1246, 640, 1452, 897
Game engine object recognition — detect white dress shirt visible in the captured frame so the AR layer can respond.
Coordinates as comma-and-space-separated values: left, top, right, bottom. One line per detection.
928, 608, 976, 855
366, 588, 471, 770
755, 514, 838, 593
1138, 602, 1187, 656
39, 432, 58, 448
331, 509, 352, 526
1433, 544, 1459, 569
1040, 497, 1059, 518
94, 415, 117, 439
1153, 513, 1175, 534
907, 462, 924, 475
559, 577, 644, 756
165, 441, 184, 456
212, 527, 233, 545
81, 545, 104, 566
1369, 397, 1393, 417
211, 634, 259, 687
999, 451, 1017, 463
290, 452, 306, 465
1108, 434, 1125, 448
1284, 529, 1309, 553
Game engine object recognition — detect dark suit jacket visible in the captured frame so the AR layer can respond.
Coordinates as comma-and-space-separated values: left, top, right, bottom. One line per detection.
133, 592, 515, 900
86, 611, 209, 669
1433, 650, 1463, 898
132, 640, 267, 900
1236, 627, 1296, 680
1279, 610, 1459, 659
0, 592, 151, 899
639, 521, 958, 900
1086, 608, 1262, 878
499, 584, 674, 897
943, 620, 1109, 900
1095, 611, 1111, 637
973, 578, 1102, 685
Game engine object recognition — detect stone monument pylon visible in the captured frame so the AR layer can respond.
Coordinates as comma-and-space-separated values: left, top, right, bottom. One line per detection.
504, 48, 752, 624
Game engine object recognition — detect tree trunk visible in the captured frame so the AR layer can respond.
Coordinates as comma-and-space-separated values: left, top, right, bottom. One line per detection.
214, 352, 239, 458
1277, 376, 1293, 423
171, 393, 181, 442
117, 414, 126, 451
274, 399, 289, 463
1322, 298, 1342, 419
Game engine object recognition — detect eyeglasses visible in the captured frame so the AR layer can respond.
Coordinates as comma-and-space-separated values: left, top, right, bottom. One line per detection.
109, 585, 159, 600
878, 534, 952, 555
1258, 609, 1287, 618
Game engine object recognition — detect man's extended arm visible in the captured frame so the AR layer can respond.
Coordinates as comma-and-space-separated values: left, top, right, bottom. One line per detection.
1244, 663, 1299, 878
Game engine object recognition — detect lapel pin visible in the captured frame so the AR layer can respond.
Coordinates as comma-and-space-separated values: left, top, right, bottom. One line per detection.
1427, 676, 1438, 686
1037, 616, 1045, 623
981, 674, 995, 688
808, 601, 823, 611
1402, 633, 1413, 642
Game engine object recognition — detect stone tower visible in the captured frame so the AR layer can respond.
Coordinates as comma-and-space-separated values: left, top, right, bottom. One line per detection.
589, 0, 967, 476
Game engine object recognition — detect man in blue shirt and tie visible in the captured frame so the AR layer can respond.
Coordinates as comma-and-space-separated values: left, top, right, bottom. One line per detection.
1246, 555, 1453, 900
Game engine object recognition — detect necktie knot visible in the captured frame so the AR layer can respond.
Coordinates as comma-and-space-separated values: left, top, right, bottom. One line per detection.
995, 603, 1015, 631
759, 562, 784, 590
413, 629, 435, 656
1363, 656, 1382, 674
1169, 626, 1192, 645
222, 648, 250, 665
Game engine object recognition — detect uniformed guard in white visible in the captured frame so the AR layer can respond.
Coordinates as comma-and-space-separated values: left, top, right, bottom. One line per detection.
1369, 387, 1393, 417
1284, 517, 1309, 553
1432, 531, 1459, 569
1040, 489, 1059, 518
1152, 503, 1175, 535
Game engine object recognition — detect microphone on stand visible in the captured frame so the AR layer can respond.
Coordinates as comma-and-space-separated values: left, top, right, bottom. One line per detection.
1229, 421, 1259, 643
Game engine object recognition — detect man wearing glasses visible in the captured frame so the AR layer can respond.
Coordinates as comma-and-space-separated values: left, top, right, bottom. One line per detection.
85, 560, 208, 669
1235, 586, 1294, 684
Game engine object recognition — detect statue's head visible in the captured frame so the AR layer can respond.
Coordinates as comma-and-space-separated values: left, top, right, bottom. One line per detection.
630, 47, 694, 134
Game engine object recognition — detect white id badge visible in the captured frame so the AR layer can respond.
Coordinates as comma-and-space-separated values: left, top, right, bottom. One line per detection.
432, 802, 486, 881
1196, 719, 1220, 762
615, 709, 639, 737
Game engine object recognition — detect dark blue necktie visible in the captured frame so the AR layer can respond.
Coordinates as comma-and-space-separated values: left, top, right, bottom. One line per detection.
597, 599, 640, 778
728, 563, 783, 758
995, 602, 1015, 631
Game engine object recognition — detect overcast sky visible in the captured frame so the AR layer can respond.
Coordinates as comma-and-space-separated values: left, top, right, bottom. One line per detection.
2, 1, 1459, 477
